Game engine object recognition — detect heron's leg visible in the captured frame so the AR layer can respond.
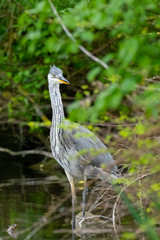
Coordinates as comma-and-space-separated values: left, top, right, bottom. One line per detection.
65, 170, 76, 231
82, 170, 88, 218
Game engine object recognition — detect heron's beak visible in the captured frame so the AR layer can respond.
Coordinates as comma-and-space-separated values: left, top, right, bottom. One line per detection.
58, 75, 70, 84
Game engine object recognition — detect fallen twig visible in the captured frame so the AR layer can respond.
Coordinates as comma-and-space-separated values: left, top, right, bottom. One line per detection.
78, 214, 112, 228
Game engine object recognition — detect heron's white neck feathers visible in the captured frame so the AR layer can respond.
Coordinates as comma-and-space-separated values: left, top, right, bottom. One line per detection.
48, 81, 64, 122
48, 80, 65, 154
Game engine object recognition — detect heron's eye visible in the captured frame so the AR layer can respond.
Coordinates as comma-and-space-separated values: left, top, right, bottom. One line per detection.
52, 74, 55, 77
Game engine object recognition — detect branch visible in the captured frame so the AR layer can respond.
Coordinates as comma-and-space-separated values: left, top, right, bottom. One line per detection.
48, 0, 109, 69
145, 76, 160, 84
0, 146, 53, 158
84, 122, 137, 127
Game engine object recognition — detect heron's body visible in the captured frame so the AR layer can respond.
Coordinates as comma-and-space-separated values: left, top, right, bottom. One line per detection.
48, 65, 118, 232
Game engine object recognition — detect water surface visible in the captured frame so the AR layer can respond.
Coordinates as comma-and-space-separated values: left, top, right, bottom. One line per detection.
0, 154, 73, 240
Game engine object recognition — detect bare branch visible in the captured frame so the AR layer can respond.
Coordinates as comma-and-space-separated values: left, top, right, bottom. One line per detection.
83, 122, 137, 127
0, 146, 53, 158
48, 0, 109, 69
145, 76, 160, 84
137, 85, 160, 91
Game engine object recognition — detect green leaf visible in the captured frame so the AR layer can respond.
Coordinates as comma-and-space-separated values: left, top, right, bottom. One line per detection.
121, 77, 137, 93
119, 38, 139, 66
135, 122, 146, 135
63, 14, 76, 30
45, 37, 55, 52
80, 30, 94, 42
29, 1, 46, 14
87, 67, 101, 82
26, 31, 41, 40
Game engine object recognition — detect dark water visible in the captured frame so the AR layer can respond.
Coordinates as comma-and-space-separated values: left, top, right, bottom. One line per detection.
0, 153, 121, 240
0, 132, 134, 240
0, 153, 73, 240
0, 130, 117, 240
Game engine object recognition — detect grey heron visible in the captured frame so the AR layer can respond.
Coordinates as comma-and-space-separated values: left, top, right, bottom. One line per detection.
48, 65, 118, 231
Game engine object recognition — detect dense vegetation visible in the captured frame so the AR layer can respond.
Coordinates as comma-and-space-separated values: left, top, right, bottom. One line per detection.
0, 0, 160, 239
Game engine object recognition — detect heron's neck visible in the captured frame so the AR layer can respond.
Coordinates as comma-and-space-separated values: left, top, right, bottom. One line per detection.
49, 83, 64, 129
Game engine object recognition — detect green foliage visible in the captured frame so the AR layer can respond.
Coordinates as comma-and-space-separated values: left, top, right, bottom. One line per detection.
0, 0, 160, 238
120, 190, 159, 240
0, 0, 159, 123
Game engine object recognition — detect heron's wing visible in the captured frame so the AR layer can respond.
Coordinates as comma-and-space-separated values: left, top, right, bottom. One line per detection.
63, 120, 117, 172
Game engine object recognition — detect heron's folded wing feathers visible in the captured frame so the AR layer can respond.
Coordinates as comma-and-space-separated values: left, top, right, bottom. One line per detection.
63, 120, 117, 172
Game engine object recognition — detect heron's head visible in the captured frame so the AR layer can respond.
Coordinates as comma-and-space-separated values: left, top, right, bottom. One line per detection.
48, 65, 70, 85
